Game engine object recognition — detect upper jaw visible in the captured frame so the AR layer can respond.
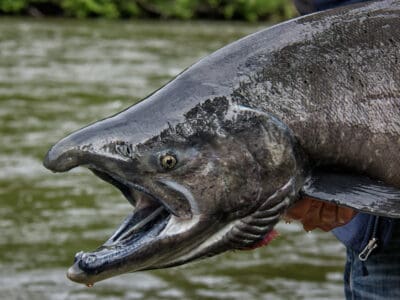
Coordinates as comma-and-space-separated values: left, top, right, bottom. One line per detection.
91, 168, 187, 218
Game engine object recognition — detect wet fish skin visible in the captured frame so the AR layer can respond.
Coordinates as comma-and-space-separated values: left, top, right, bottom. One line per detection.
43, 0, 400, 285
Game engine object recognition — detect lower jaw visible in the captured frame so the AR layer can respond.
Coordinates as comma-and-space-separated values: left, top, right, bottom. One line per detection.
67, 262, 91, 285
67, 209, 172, 285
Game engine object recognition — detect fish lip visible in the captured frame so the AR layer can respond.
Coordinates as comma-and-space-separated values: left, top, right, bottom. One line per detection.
67, 260, 88, 284
69, 217, 172, 285
68, 195, 172, 285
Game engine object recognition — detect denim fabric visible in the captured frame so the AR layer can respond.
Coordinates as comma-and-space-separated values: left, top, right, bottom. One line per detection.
333, 214, 394, 252
343, 221, 400, 300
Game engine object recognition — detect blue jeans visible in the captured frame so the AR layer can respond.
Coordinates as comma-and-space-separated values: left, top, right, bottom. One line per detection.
344, 222, 400, 299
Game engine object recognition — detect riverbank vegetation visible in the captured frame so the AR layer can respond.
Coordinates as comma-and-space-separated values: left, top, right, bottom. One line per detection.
0, 0, 296, 21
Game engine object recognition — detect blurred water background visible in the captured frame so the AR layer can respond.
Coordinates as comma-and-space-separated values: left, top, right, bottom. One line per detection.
0, 18, 346, 299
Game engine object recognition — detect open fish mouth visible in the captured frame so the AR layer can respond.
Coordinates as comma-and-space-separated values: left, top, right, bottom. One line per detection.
67, 169, 174, 285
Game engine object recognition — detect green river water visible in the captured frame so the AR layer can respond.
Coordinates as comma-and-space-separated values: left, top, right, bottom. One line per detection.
0, 18, 346, 300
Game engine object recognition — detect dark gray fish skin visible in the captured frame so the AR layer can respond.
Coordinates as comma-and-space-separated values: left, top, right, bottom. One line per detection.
44, 0, 400, 285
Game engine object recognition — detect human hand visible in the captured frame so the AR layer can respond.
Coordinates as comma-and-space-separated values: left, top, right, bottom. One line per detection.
284, 197, 357, 231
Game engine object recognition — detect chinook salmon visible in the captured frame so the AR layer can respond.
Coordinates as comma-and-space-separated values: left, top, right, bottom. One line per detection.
44, 0, 400, 285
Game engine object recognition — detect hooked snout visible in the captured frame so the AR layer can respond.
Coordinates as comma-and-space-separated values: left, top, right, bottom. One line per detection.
43, 112, 135, 173
44, 143, 83, 172
43, 95, 181, 174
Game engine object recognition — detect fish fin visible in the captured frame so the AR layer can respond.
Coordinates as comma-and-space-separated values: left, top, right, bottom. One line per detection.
301, 171, 400, 218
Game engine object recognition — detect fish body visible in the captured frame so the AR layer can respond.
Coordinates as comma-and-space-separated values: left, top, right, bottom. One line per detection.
44, 0, 400, 285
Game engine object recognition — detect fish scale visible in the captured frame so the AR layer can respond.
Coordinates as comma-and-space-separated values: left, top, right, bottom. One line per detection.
44, 0, 400, 286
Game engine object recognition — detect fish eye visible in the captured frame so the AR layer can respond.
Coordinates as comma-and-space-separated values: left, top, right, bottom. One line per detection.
160, 154, 177, 170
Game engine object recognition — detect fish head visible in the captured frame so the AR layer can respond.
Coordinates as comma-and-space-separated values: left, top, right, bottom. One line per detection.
44, 96, 303, 285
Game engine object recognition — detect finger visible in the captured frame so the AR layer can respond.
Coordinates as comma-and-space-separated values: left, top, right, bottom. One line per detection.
337, 206, 357, 225
285, 198, 313, 220
319, 202, 338, 231
301, 199, 324, 231
303, 222, 317, 231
